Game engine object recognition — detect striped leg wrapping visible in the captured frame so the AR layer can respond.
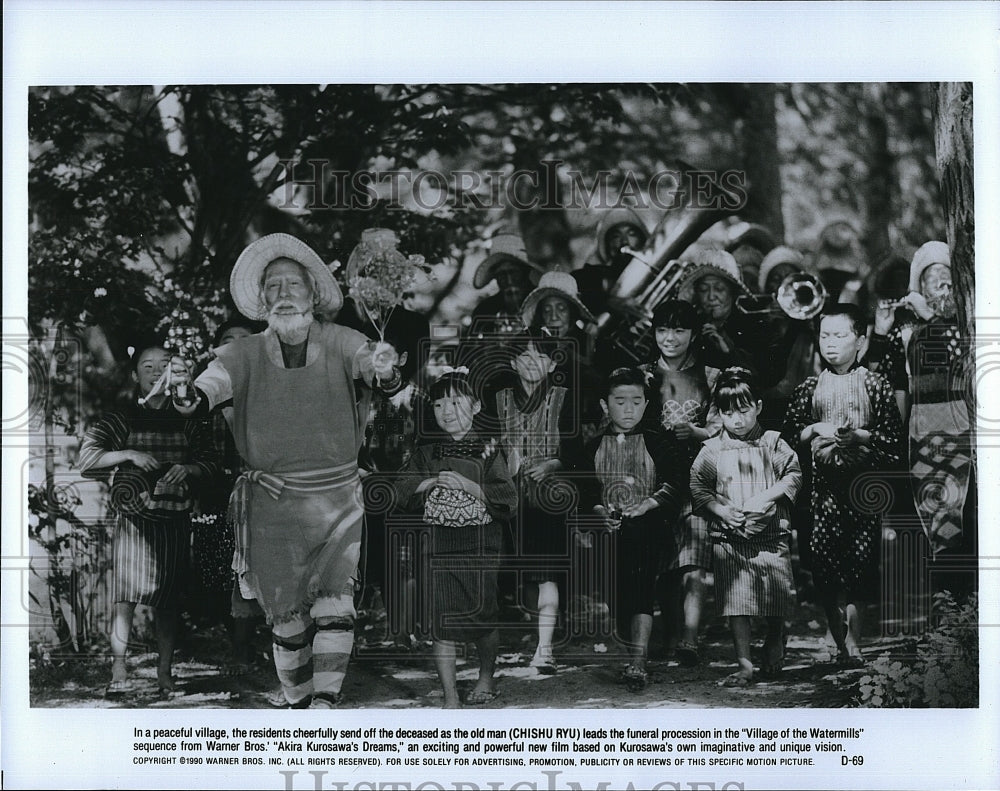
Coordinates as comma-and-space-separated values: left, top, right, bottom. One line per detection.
311, 593, 356, 697
271, 621, 313, 705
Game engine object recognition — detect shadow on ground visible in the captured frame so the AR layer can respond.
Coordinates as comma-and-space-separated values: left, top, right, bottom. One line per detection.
30, 598, 920, 710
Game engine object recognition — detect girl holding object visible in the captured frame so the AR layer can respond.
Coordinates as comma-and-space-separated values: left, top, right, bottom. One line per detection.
79, 344, 218, 695
690, 367, 802, 686
782, 305, 904, 667
393, 370, 516, 707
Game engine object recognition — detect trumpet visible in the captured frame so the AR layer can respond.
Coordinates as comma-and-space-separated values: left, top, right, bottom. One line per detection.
736, 272, 828, 321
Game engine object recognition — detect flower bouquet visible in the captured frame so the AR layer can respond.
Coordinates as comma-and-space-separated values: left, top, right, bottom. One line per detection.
346, 228, 429, 340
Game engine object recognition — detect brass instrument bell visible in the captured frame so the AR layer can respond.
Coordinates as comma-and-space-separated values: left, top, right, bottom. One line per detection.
776, 272, 828, 320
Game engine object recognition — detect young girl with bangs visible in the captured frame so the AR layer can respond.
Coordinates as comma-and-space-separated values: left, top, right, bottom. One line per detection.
393, 370, 517, 707
690, 367, 802, 686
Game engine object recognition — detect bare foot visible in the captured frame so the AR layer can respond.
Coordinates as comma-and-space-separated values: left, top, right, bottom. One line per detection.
442, 697, 462, 709
470, 678, 497, 698
844, 605, 862, 656
110, 660, 128, 685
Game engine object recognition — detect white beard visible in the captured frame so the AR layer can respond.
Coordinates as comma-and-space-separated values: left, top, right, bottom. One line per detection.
268, 309, 314, 344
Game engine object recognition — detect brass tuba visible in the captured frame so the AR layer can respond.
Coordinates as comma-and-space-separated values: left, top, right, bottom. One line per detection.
595, 196, 738, 365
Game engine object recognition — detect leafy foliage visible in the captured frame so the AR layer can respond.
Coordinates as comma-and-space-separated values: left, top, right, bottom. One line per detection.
855, 591, 978, 708
27, 483, 113, 653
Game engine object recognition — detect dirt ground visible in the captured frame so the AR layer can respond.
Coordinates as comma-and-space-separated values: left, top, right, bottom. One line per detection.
29, 595, 913, 710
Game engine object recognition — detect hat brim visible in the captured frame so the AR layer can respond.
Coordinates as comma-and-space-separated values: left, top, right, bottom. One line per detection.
520, 286, 597, 329
230, 233, 343, 321
596, 208, 648, 262
473, 253, 545, 289
677, 264, 750, 303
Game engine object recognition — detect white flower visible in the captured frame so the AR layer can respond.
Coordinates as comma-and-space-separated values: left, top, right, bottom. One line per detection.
93, 287, 107, 297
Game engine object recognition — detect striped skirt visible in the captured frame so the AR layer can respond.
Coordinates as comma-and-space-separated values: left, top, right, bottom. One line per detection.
112, 513, 190, 608
426, 522, 502, 642
712, 535, 796, 618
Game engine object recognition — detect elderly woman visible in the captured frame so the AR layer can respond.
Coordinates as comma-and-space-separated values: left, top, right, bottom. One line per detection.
520, 271, 604, 433
521, 271, 596, 351
676, 248, 766, 374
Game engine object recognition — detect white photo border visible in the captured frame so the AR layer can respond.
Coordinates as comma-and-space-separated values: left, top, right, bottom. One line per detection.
3, 3, 998, 790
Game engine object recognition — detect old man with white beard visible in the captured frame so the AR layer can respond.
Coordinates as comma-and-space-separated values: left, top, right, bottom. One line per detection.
180, 233, 403, 708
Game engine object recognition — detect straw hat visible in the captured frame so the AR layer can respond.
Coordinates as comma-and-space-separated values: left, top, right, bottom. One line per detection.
520, 271, 597, 328
230, 233, 342, 321
909, 241, 950, 293
677, 248, 749, 303
758, 246, 807, 293
595, 207, 649, 263
473, 231, 545, 289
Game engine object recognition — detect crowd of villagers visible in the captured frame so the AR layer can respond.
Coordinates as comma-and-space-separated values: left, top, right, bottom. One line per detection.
77, 208, 973, 707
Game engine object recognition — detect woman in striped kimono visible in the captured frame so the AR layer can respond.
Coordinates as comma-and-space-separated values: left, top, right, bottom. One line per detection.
691, 367, 802, 687
79, 344, 218, 695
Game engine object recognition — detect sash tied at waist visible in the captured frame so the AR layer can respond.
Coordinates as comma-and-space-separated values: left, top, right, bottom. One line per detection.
230, 462, 360, 591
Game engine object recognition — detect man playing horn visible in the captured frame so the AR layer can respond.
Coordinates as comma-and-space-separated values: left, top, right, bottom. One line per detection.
178, 233, 403, 708
866, 241, 975, 580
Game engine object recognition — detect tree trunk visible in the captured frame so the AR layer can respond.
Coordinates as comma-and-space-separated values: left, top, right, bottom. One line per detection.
862, 84, 894, 273
42, 322, 77, 651
510, 145, 573, 270
932, 83, 975, 353
739, 85, 785, 240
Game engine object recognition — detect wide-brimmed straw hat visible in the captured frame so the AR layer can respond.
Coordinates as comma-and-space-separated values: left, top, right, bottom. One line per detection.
909, 240, 950, 293
677, 248, 749, 303
595, 207, 649, 263
230, 233, 343, 321
473, 232, 546, 289
520, 271, 597, 328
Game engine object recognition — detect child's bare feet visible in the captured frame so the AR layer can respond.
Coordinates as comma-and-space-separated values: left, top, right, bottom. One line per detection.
719, 657, 754, 686
157, 670, 176, 692
110, 659, 128, 685
106, 661, 135, 696
464, 685, 500, 705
